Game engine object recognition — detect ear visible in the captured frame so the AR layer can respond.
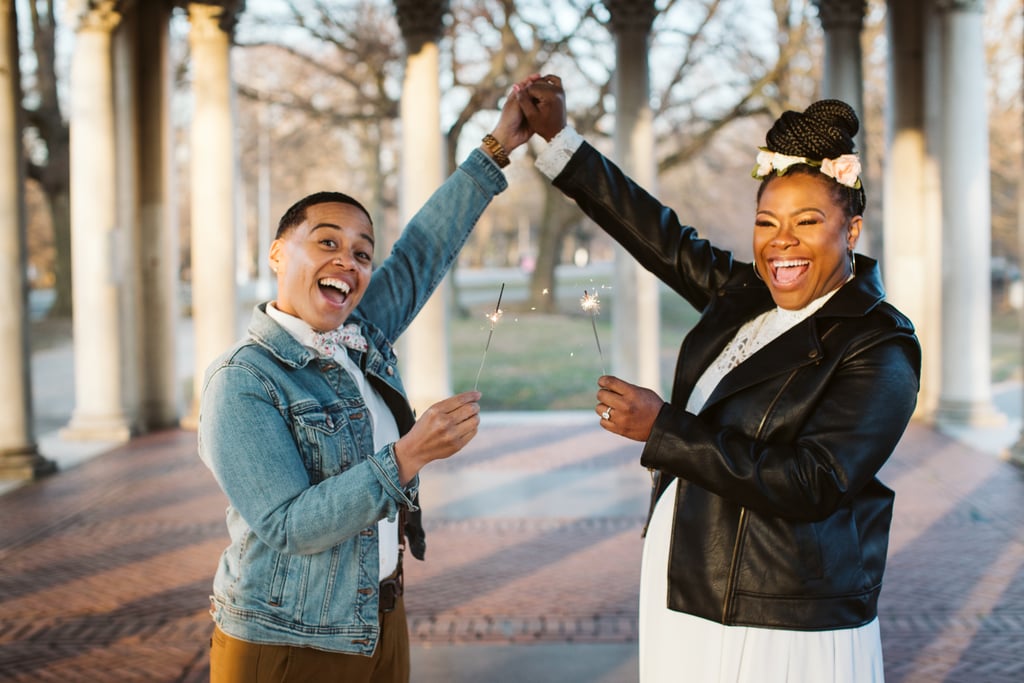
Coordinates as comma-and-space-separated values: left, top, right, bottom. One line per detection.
846, 216, 863, 251
269, 239, 283, 274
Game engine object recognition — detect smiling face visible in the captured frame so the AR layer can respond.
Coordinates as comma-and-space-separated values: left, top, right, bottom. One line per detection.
753, 172, 861, 310
269, 202, 375, 332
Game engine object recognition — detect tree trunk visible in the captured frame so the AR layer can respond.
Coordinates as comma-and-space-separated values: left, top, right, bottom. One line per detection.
528, 185, 577, 313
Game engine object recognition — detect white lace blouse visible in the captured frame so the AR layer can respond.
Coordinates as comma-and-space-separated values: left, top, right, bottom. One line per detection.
685, 287, 840, 414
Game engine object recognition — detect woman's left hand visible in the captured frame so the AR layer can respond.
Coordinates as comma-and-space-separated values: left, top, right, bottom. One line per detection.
595, 375, 664, 442
489, 81, 537, 155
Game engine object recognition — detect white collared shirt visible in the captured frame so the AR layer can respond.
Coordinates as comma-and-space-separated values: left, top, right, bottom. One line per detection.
267, 304, 400, 579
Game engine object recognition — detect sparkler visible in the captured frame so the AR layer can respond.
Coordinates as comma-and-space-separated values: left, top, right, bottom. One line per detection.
580, 289, 606, 374
473, 283, 505, 391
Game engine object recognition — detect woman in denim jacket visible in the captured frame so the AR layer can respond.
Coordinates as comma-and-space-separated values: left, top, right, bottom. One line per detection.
199, 89, 530, 682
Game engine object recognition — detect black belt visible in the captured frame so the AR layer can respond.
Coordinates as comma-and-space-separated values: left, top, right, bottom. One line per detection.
379, 507, 407, 614
379, 568, 403, 613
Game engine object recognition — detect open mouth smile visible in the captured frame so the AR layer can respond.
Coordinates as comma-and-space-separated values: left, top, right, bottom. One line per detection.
770, 258, 810, 286
318, 277, 351, 306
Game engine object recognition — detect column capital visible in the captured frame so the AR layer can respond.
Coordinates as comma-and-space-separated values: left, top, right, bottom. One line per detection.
187, 1, 244, 37
812, 0, 866, 30
935, 0, 985, 12
604, 0, 657, 34
65, 0, 122, 33
393, 0, 448, 53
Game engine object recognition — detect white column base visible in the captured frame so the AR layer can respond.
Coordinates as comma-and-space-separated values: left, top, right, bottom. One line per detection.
0, 448, 57, 481
179, 411, 199, 432
60, 412, 132, 442
933, 399, 1006, 429
1008, 439, 1024, 468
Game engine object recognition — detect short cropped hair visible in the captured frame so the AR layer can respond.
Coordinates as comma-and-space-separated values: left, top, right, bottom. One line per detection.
275, 191, 373, 239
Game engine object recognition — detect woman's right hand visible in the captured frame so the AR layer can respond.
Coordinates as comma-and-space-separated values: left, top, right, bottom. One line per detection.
393, 391, 481, 485
518, 74, 567, 142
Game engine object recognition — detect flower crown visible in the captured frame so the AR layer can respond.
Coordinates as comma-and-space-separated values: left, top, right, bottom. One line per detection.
752, 148, 862, 189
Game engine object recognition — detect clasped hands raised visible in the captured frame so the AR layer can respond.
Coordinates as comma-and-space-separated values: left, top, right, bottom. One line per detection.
485, 73, 668, 443
485, 74, 567, 159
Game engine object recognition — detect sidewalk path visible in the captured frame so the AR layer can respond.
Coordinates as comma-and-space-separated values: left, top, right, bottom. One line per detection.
6, 299, 1024, 681
1, 414, 1023, 682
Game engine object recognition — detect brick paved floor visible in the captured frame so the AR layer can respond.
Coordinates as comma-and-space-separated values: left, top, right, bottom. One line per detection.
1, 418, 1023, 682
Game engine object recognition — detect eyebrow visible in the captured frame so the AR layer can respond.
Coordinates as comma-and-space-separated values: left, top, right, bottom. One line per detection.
311, 222, 375, 246
756, 207, 826, 217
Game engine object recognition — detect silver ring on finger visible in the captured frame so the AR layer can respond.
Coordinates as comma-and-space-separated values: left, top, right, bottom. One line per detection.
601, 407, 612, 420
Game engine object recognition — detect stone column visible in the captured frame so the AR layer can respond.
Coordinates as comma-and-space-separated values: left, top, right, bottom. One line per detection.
0, 0, 54, 478
184, 2, 238, 427
934, 0, 1000, 427
606, 0, 661, 392
1011, 2, 1024, 467
112, 6, 140, 429
394, 0, 449, 413
133, 0, 178, 429
814, 0, 866, 116
883, 0, 942, 418
62, 1, 131, 442
814, 0, 874, 255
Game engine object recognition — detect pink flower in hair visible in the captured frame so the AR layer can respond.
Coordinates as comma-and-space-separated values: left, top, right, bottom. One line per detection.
820, 154, 861, 188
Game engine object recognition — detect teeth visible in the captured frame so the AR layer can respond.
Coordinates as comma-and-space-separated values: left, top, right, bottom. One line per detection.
319, 277, 350, 293
773, 259, 809, 268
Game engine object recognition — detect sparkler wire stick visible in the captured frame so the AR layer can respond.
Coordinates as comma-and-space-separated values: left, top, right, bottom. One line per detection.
581, 289, 606, 375
473, 283, 505, 391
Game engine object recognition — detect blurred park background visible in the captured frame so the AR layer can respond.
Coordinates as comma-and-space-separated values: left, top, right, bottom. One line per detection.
12, 0, 1024, 416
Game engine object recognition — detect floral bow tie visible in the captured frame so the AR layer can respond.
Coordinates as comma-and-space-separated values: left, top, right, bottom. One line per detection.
312, 323, 368, 358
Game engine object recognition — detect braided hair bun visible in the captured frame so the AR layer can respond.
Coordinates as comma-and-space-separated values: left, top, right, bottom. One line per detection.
759, 99, 865, 216
765, 99, 859, 159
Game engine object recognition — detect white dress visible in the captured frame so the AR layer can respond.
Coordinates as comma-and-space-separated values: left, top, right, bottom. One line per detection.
639, 291, 885, 683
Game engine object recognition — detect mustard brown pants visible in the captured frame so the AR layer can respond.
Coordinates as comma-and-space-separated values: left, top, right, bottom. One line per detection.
209, 596, 409, 683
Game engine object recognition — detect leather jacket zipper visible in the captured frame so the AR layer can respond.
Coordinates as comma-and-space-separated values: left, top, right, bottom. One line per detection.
722, 506, 747, 622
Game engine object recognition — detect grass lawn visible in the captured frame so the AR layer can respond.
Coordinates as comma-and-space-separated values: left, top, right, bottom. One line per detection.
450, 278, 701, 411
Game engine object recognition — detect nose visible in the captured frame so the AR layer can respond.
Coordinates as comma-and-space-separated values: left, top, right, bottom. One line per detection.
771, 224, 798, 247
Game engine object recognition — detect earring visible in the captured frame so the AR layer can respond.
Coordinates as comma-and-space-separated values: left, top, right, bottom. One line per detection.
848, 249, 856, 277
752, 261, 764, 281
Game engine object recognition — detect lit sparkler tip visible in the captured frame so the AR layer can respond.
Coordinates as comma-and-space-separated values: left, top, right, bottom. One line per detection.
580, 289, 601, 314
486, 309, 504, 324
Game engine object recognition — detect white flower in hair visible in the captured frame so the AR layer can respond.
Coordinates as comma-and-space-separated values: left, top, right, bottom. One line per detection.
754, 150, 808, 177
754, 150, 776, 177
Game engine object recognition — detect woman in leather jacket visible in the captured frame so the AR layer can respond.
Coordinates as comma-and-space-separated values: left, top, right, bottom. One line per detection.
518, 77, 920, 682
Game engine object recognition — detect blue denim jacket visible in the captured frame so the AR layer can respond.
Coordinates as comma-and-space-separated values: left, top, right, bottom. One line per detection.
198, 149, 506, 654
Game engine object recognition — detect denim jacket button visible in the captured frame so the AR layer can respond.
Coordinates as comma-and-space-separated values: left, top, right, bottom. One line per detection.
386, 366, 395, 376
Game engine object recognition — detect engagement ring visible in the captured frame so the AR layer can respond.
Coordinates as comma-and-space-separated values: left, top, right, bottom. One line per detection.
601, 408, 612, 420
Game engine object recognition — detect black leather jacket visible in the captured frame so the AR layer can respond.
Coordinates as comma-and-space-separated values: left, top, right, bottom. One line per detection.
553, 142, 921, 631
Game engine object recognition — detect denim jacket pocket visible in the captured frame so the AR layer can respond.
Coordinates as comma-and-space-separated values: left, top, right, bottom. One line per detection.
293, 400, 373, 484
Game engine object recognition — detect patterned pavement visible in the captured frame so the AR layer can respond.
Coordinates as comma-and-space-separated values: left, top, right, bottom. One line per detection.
1, 415, 1023, 682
